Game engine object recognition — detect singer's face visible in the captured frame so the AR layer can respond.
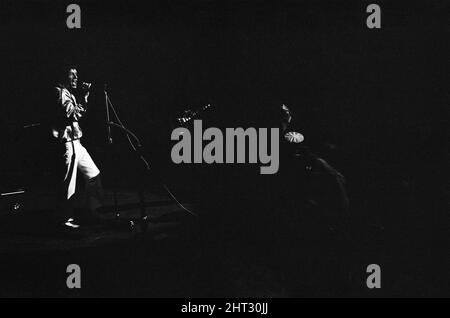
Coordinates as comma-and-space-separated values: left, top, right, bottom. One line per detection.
67, 68, 78, 89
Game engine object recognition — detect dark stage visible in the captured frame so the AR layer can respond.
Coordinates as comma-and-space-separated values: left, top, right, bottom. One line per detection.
0, 0, 448, 298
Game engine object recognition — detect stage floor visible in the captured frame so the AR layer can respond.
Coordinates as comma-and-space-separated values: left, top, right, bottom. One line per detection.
0, 186, 446, 297
0, 188, 210, 297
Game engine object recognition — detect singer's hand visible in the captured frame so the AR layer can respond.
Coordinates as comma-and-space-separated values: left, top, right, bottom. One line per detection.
83, 90, 90, 103
81, 82, 91, 103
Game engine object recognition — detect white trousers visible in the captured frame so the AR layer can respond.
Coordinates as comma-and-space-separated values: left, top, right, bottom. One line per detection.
62, 140, 100, 200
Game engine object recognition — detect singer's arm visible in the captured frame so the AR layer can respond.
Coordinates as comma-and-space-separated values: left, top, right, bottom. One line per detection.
78, 84, 91, 113
77, 90, 90, 114
82, 88, 90, 105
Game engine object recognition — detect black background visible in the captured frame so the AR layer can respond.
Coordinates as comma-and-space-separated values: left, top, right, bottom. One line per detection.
0, 1, 447, 173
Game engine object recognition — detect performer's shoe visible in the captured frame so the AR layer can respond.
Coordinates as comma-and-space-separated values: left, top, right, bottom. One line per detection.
64, 218, 80, 229
53, 218, 83, 239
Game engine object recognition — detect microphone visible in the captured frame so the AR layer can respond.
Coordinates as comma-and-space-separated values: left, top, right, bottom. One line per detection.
81, 82, 92, 90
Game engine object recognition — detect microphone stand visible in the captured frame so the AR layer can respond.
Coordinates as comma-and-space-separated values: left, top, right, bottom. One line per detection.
103, 85, 152, 231
105, 84, 113, 145
101, 85, 198, 232
103, 85, 120, 220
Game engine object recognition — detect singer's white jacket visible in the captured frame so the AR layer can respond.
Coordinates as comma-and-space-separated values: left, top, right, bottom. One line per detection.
51, 85, 87, 142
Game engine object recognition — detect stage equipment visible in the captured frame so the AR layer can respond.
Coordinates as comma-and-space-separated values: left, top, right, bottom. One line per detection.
102, 85, 198, 231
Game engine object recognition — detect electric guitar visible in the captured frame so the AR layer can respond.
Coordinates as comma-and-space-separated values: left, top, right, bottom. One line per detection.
174, 103, 212, 127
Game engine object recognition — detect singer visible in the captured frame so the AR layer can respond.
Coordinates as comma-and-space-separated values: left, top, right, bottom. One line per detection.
52, 65, 103, 229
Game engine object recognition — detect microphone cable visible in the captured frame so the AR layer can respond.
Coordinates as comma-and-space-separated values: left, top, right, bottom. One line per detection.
106, 96, 198, 218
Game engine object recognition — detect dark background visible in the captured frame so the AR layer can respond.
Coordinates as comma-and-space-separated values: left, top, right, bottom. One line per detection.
0, 0, 448, 297
0, 0, 447, 174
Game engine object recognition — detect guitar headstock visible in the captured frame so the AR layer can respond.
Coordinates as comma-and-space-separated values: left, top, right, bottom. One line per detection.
175, 103, 213, 127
